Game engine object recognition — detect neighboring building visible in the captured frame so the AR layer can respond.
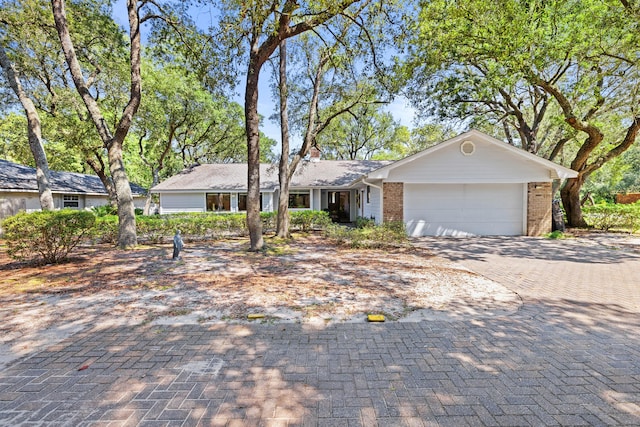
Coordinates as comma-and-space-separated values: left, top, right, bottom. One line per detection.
0, 159, 147, 219
151, 130, 578, 236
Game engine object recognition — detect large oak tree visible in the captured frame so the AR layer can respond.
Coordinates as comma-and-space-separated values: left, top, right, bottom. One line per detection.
216, 0, 361, 250
404, 0, 640, 227
51, 0, 144, 248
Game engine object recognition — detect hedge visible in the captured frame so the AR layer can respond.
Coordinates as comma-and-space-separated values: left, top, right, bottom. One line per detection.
583, 203, 640, 233
324, 221, 408, 249
2, 209, 96, 264
93, 210, 331, 243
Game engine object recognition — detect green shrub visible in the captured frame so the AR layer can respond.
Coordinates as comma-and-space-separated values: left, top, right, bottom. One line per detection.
94, 215, 119, 243
290, 210, 332, 232
355, 216, 376, 228
2, 210, 96, 264
324, 221, 408, 249
545, 230, 565, 239
91, 204, 117, 217
583, 202, 640, 233
89, 210, 334, 243
261, 212, 277, 232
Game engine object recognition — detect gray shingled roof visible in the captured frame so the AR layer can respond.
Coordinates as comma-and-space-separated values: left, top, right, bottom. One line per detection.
0, 159, 146, 195
151, 160, 392, 192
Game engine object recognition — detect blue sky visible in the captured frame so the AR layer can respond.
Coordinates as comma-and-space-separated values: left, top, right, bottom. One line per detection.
112, 1, 416, 148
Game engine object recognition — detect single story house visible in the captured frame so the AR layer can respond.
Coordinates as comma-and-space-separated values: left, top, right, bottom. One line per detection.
151, 130, 578, 236
0, 158, 147, 219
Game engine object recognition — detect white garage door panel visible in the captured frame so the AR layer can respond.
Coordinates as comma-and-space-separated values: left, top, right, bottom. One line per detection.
404, 184, 524, 236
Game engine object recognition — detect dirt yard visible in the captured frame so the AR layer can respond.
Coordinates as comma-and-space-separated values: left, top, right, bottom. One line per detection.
0, 234, 520, 366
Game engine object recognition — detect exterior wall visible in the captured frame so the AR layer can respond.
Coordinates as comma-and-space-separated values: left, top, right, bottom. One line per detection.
159, 193, 205, 214
386, 138, 552, 184
349, 190, 357, 221
527, 182, 552, 236
0, 193, 29, 218
320, 190, 329, 210
158, 191, 278, 214
262, 192, 274, 212
312, 189, 321, 211
383, 182, 404, 222
362, 185, 382, 224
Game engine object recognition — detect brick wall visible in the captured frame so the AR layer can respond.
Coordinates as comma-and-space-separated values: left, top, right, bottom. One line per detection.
383, 182, 404, 222
527, 182, 552, 236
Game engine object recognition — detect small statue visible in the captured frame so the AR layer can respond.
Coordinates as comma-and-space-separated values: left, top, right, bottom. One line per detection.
172, 229, 184, 260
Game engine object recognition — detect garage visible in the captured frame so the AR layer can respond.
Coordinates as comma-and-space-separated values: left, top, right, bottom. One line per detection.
404, 183, 526, 237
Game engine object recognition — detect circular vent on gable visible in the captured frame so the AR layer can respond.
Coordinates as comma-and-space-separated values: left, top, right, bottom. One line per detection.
460, 140, 475, 156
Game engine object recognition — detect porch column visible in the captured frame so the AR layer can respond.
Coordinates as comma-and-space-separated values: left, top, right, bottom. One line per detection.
383, 182, 404, 222
527, 182, 552, 236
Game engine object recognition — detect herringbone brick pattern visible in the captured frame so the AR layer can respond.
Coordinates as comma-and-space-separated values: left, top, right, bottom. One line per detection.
1, 307, 639, 426
1, 234, 639, 426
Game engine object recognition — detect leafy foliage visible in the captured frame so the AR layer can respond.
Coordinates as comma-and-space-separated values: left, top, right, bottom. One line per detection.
289, 210, 332, 232
323, 221, 408, 249
583, 203, 640, 233
2, 210, 96, 264
92, 210, 333, 243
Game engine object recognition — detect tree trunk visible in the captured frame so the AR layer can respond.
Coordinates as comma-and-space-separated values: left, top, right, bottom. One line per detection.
560, 176, 588, 228
245, 49, 264, 251
276, 40, 291, 238
26, 110, 55, 211
144, 169, 160, 215
86, 153, 117, 206
52, 0, 141, 249
108, 141, 137, 247
0, 45, 54, 211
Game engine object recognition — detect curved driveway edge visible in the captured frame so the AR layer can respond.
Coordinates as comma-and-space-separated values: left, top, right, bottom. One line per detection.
412, 233, 640, 313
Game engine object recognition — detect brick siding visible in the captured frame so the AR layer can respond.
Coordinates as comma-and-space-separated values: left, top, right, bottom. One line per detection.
383, 182, 404, 222
527, 182, 552, 236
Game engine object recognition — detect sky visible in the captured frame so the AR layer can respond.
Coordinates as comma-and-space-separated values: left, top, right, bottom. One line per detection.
112, 1, 417, 149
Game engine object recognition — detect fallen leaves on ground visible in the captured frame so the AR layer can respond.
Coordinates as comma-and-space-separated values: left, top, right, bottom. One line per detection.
0, 235, 519, 351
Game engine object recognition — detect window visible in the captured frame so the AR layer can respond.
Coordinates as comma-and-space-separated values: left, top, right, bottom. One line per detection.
238, 194, 247, 211
237, 193, 263, 211
63, 195, 79, 208
366, 186, 371, 204
460, 140, 476, 156
288, 191, 310, 209
206, 193, 231, 212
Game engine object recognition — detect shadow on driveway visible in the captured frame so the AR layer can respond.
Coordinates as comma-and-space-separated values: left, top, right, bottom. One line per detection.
0, 297, 639, 426
414, 234, 640, 265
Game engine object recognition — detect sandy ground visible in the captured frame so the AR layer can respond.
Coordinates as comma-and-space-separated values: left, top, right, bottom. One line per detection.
0, 235, 521, 368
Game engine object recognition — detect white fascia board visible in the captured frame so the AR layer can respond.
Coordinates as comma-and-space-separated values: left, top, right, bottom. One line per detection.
151, 188, 278, 194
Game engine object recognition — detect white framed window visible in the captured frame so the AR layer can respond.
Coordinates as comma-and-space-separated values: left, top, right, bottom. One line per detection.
206, 193, 231, 212
288, 191, 310, 209
63, 195, 79, 208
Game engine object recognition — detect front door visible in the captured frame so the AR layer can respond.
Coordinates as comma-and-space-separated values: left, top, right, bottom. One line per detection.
328, 191, 351, 222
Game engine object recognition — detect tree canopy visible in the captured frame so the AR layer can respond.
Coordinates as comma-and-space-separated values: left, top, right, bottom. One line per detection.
1, 0, 640, 237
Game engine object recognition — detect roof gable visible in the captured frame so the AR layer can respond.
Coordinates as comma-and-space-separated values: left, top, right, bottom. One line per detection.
365, 130, 578, 182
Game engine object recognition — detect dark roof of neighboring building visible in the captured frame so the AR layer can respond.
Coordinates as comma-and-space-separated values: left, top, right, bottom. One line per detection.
151, 160, 393, 192
0, 159, 146, 196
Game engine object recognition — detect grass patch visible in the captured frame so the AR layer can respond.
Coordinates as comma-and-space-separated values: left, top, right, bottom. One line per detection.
545, 230, 566, 239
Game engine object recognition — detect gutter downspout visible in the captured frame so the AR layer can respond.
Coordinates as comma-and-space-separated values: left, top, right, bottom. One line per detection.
361, 178, 384, 224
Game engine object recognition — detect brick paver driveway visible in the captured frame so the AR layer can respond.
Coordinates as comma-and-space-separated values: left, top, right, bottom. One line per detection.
415, 233, 640, 312
1, 234, 639, 426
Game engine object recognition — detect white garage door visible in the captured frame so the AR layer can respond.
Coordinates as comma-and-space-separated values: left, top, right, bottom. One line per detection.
404, 183, 525, 237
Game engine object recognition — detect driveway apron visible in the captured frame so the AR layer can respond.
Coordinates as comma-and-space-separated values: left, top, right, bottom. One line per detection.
1, 234, 639, 426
